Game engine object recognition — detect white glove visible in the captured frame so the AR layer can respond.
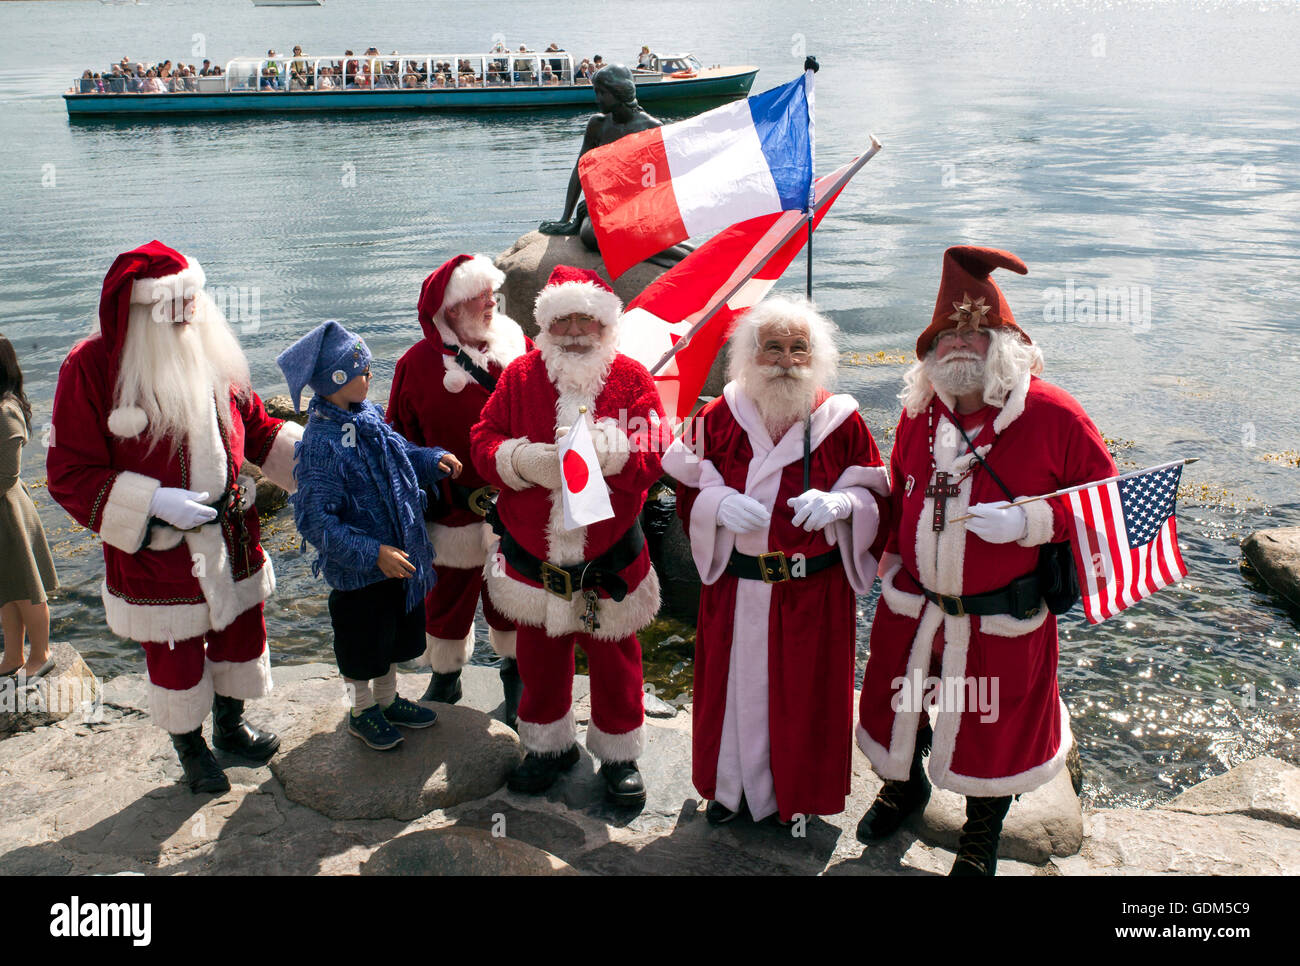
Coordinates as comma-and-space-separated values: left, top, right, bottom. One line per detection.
150, 487, 218, 530
510, 442, 561, 489
787, 489, 854, 531
965, 502, 1028, 544
717, 493, 771, 534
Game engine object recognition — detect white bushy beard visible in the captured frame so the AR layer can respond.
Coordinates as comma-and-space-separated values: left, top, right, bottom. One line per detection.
900, 327, 1045, 417
738, 361, 819, 440
447, 302, 492, 345
929, 349, 985, 397
535, 324, 618, 401
114, 290, 251, 451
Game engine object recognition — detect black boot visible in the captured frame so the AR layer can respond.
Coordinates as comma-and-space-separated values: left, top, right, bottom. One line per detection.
506, 745, 580, 794
499, 658, 523, 730
422, 669, 462, 704
949, 795, 1012, 877
170, 728, 230, 794
599, 760, 647, 807
856, 723, 932, 842
211, 694, 281, 763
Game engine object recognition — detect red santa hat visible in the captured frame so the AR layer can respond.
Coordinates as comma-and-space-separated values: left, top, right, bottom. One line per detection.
417, 254, 505, 335
916, 245, 1029, 358
533, 264, 622, 330
98, 240, 206, 438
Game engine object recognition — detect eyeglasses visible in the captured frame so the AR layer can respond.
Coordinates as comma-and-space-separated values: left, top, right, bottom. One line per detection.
761, 344, 811, 363
935, 328, 989, 347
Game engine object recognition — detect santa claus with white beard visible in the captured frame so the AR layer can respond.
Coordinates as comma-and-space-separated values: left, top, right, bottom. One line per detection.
855, 246, 1116, 875
47, 241, 302, 794
470, 265, 669, 805
386, 255, 530, 722
663, 296, 891, 825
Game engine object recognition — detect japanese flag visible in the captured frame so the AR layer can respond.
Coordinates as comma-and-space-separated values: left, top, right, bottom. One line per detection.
559, 417, 615, 530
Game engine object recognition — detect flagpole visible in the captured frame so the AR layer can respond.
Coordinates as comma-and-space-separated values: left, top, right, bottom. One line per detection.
946, 458, 1200, 524
804, 56, 817, 302
646, 136, 883, 377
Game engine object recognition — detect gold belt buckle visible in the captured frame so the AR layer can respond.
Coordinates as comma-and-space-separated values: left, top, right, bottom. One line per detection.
468, 485, 498, 517
937, 593, 966, 618
539, 562, 573, 601
758, 550, 791, 584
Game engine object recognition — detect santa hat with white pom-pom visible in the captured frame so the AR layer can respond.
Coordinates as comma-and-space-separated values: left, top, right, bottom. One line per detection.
416, 254, 525, 394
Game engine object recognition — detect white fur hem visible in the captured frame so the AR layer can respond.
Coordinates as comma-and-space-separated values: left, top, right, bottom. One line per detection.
494, 437, 531, 491
131, 260, 205, 306
1015, 498, 1055, 548
586, 721, 645, 763
149, 669, 214, 735
489, 626, 517, 658
423, 631, 474, 673
517, 707, 578, 755
102, 580, 211, 643
535, 280, 623, 330
929, 699, 1073, 797
258, 420, 302, 494
208, 646, 273, 700
484, 566, 660, 641
429, 521, 494, 569
99, 471, 160, 553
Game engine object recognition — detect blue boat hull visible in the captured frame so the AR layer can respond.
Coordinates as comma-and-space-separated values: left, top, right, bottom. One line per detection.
64, 70, 758, 116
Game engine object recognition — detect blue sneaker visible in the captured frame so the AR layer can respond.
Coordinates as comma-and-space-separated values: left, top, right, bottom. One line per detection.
348, 705, 403, 750
381, 696, 438, 729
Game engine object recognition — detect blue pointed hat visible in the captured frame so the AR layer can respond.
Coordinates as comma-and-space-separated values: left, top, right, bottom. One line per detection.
276, 320, 372, 411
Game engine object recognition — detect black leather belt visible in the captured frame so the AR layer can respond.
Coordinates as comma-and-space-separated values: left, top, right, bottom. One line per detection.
449, 482, 498, 517
915, 570, 1043, 620
498, 521, 645, 602
726, 547, 841, 584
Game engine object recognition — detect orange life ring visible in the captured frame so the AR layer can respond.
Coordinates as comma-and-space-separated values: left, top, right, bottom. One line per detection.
670, 69, 697, 79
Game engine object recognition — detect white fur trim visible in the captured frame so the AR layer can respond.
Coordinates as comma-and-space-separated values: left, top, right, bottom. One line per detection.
208, 645, 273, 699
489, 626, 517, 658
979, 604, 1050, 638
494, 437, 531, 491
991, 370, 1032, 435
257, 420, 302, 494
107, 405, 148, 439
517, 706, 578, 755
586, 721, 646, 763
148, 667, 214, 735
184, 521, 276, 635
534, 281, 622, 329
428, 521, 494, 569
99, 471, 161, 553
102, 580, 212, 643
131, 259, 205, 307
433, 312, 528, 396
485, 564, 660, 642
879, 561, 925, 620
442, 255, 505, 312
931, 698, 1073, 797
592, 418, 631, 476
443, 361, 472, 394
1015, 498, 1055, 548
423, 631, 474, 673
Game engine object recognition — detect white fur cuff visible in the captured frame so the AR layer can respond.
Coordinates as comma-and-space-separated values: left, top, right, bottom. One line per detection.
99, 471, 161, 553
1015, 498, 1056, 548
494, 437, 531, 491
208, 646, 273, 700
586, 721, 646, 763
423, 631, 474, 673
517, 707, 578, 755
259, 421, 303, 493
592, 419, 631, 476
489, 626, 517, 658
149, 669, 214, 735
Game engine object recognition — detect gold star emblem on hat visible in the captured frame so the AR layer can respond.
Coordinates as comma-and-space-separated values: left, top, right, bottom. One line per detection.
948, 293, 992, 332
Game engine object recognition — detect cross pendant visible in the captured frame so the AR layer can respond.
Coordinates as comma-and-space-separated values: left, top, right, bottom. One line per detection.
926, 470, 962, 531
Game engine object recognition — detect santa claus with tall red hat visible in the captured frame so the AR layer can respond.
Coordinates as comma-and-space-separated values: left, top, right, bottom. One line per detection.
855, 245, 1116, 874
386, 254, 530, 724
46, 241, 302, 794
471, 265, 670, 805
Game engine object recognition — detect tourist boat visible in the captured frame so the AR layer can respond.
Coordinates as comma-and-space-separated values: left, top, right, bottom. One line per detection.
63, 51, 758, 117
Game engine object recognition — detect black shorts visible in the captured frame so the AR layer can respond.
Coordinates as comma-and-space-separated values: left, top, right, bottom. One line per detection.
328, 578, 425, 681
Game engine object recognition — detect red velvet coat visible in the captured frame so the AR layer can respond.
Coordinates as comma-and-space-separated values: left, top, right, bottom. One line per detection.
857, 374, 1117, 796
470, 350, 668, 641
46, 334, 300, 645
666, 386, 890, 819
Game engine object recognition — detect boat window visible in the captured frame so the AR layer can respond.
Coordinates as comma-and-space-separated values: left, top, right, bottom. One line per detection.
687, 55, 703, 72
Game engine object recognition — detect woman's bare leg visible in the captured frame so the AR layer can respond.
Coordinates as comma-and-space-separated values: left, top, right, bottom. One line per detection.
0, 601, 25, 673
17, 600, 50, 674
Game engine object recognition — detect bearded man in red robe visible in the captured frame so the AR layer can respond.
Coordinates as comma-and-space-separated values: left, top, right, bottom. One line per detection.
855, 246, 1116, 875
663, 296, 890, 825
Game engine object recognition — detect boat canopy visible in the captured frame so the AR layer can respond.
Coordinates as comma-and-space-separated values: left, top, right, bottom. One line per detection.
222, 51, 589, 92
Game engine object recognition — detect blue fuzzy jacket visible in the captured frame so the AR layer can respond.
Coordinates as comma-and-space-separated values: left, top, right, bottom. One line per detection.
291, 397, 449, 610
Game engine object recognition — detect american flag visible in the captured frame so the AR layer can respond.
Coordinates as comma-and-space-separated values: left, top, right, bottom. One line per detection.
1066, 463, 1188, 624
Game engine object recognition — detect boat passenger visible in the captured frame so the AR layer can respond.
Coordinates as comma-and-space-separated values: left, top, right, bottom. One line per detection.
637, 45, 655, 68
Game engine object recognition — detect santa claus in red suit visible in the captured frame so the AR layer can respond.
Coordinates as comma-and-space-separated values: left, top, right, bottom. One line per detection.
470, 265, 669, 805
663, 296, 891, 825
855, 246, 1117, 875
46, 241, 303, 794
386, 254, 531, 722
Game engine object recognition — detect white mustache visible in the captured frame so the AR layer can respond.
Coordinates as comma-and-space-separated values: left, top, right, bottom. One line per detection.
553, 334, 595, 347
757, 363, 811, 380
938, 350, 982, 365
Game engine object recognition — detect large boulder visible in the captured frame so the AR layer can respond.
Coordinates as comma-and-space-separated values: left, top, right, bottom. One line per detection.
1241, 527, 1300, 609
0, 643, 100, 740
1159, 756, 1300, 829
361, 826, 577, 875
1074, 808, 1300, 875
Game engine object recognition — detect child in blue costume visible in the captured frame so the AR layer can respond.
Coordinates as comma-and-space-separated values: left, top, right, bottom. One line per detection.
277, 321, 464, 750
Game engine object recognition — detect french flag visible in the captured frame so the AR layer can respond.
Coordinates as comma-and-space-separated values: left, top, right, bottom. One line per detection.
579, 72, 815, 279
618, 145, 880, 423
